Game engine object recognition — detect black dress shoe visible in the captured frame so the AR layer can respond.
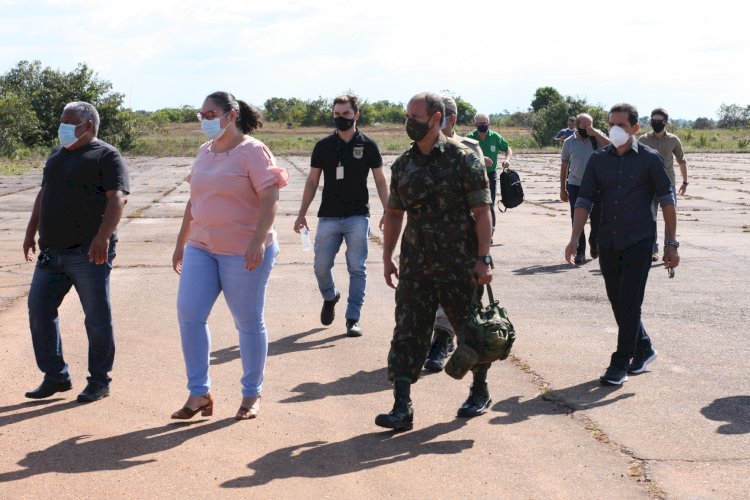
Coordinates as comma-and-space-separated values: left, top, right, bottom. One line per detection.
77, 383, 110, 403
25, 379, 73, 399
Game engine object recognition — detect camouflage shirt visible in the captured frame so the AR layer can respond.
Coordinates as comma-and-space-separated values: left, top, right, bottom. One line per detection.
388, 133, 491, 278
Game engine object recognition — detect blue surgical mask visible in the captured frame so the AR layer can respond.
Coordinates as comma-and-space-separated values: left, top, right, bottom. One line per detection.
200, 112, 229, 140
58, 122, 83, 148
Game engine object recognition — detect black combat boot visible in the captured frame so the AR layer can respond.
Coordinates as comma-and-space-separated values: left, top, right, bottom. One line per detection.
424, 328, 455, 372
457, 364, 492, 418
375, 379, 413, 431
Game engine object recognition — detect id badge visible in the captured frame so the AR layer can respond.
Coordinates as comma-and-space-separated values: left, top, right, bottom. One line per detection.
336, 163, 344, 180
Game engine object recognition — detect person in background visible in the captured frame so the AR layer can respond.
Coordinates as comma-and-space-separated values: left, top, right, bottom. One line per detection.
638, 107, 688, 261
171, 91, 288, 421
560, 113, 610, 264
553, 116, 577, 144
467, 113, 512, 237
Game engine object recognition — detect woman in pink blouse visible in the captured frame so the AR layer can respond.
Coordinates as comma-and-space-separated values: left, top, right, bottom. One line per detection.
171, 91, 288, 421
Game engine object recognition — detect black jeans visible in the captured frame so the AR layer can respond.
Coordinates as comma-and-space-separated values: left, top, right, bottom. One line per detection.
567, 183, 601, 255
598, 238, 654, 369
488, 170, 497, 230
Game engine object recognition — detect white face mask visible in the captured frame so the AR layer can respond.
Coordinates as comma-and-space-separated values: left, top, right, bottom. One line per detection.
608, 125, 630, 148
200, 112, 229, 140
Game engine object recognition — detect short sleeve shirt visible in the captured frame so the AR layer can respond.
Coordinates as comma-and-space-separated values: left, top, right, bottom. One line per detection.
39, 140, 130, 250
465, 129, 509, 172
188, 137, 289, 255
561, 132, 597, 186
310, 129, 382, 217
638, 132, 685, 184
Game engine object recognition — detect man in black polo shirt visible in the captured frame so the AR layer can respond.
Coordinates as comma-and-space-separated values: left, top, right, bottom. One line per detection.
294, 95, 388, 337
565, 103, 679, 386
23, 101, 130, 402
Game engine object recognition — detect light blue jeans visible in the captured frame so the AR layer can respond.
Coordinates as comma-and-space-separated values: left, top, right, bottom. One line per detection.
177, 242, 278, 398
313, 216, 369, 321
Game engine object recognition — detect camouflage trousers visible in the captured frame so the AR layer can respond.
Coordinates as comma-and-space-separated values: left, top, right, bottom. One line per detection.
388, 275, 476, 383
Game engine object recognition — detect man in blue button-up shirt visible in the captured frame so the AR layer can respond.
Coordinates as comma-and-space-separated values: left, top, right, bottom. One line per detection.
565, 103, 680, 386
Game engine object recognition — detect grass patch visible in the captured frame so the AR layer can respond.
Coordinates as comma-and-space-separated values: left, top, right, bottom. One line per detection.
0, 157, 45, 176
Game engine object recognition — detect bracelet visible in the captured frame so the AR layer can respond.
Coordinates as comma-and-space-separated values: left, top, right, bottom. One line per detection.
682, 181, 688, 185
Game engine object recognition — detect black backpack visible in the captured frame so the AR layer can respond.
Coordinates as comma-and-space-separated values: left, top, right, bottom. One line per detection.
498, 167, 524, 212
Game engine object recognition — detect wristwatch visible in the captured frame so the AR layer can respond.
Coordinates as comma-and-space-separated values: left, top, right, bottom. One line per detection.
477, 255, 494, 268
665, 240, 680, 249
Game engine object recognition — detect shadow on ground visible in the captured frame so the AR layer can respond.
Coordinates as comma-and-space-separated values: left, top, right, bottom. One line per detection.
280, 367, 390, 403
221, 419, 471, 488
489, 379, 634, 425
701, 395, 750, 435
0, 419, 234, 482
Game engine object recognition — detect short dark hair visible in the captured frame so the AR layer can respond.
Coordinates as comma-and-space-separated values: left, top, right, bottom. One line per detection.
206, 91, 262, 133
609, 103, 639, 126
410, 92, 444, 118
650, 107, 669, 121
333, 94, 360, 114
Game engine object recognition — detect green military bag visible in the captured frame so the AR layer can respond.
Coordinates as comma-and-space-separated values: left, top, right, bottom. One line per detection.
445, 284, 516, 380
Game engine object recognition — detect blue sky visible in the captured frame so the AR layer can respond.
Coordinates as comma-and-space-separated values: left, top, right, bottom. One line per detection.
2, 0, 748, 120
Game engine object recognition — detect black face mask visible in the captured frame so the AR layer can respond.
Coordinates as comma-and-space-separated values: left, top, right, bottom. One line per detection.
476, 124, 490, 133
406, 117, 431, 142
334, 116, 355, 131
577, 128, 588, 138
650, 120, 666, 133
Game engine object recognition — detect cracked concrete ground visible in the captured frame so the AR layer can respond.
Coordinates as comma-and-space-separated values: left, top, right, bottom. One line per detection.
0, 153, 748, 499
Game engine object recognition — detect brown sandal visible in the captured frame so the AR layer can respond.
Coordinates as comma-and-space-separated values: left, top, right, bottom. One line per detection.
171, 394, 214, 419
235, 395, 261, 420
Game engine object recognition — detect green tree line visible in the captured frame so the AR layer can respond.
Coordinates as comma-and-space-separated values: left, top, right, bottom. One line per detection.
1, 60, 749, 159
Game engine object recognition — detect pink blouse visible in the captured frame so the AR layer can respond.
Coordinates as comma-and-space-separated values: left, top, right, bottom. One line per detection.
187, 137, 288, 255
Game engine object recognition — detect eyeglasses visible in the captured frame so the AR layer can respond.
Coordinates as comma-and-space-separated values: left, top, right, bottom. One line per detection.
196, 110, 228, 121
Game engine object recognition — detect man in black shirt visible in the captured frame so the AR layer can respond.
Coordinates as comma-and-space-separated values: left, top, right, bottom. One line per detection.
294, 95, 388, 337
23, 101, 130, 402
565, 103, 679, 386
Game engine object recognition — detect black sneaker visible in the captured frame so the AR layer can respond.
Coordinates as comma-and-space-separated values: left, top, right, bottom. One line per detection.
346, 319, 362, 337
574, 253, 585, 265
628, 347, 657, 374
600, 365, 628, 386
320, 292, 340, 326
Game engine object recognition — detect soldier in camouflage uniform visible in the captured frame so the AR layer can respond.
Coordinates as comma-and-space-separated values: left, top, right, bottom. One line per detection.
376, 92, 494, 431
425, 95, 486, 372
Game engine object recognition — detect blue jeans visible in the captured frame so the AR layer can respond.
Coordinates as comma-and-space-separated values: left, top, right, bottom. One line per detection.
488, 170, 497, 230
313, 216, 369, 321
28, 243, 116, 387
177, 242, 278, 398
567, 183, 601, 256
598, 238, 654, 369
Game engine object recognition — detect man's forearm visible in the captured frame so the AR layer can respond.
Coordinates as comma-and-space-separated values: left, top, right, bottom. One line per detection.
297, 179, 318, 216
95, 192, 126, 241
662, 203, 677, 241
25, 190, 42, 240
382, 210, 403, 260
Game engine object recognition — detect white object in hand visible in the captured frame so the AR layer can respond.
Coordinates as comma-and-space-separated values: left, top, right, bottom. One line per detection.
300, 227, 311, 251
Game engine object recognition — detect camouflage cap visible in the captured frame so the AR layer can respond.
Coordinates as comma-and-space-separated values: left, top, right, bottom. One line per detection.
441, 96, 458, 116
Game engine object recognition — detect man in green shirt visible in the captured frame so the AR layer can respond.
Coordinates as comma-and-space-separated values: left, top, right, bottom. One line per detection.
467, 113, 513, 235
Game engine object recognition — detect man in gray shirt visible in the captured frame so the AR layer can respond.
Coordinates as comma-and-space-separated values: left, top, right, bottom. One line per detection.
560, 113, 610, 264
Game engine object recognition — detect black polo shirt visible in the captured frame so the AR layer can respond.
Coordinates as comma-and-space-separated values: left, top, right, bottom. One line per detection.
576, 140, 674, 251
310, 129, 382, 217
39, 140, 130, 250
